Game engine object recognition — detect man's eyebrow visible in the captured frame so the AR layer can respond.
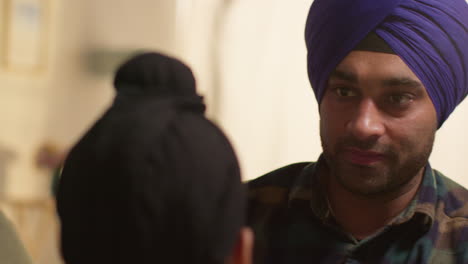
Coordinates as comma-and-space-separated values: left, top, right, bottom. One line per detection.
382, 77, 423, 89
329, 69, 358, 83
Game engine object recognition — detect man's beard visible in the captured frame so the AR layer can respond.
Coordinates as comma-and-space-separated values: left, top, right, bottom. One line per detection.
321, 133, 435, 197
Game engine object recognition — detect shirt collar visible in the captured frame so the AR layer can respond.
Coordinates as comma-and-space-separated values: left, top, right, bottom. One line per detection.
390, 164, 436, 229
288, 155, 330, 220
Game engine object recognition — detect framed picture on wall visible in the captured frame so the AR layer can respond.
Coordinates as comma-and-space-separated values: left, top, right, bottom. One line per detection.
4, 0, 48, 72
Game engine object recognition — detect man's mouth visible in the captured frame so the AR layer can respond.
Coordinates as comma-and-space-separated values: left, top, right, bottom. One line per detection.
343, 147, 386, 166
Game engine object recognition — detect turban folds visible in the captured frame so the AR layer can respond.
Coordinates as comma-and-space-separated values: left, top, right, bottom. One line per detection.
305, 0, 468, 127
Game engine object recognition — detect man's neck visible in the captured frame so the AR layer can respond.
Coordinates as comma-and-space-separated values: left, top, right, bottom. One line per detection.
321, 166, 424, 240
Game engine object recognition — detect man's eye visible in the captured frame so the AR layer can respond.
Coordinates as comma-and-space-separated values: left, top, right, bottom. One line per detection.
335, 87, 356, 97
389, 94, 413, 105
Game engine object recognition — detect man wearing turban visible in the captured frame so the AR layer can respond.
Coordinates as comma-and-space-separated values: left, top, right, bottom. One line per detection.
248, 0, 468, 263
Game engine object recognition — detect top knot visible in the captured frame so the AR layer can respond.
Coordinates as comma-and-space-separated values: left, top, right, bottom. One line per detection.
113, 52, 197, 97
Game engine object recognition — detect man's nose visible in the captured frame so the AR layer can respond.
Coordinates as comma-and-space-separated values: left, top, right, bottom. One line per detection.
346, 99, 385, 141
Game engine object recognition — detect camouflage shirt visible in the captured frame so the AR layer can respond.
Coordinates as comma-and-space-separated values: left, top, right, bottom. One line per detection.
247, 158, 468, 264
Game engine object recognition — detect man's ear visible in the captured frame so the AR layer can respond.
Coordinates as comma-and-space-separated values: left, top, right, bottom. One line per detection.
225, 227, 254, 264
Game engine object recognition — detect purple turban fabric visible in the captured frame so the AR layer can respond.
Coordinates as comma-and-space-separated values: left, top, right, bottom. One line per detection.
305, 0, 468, 127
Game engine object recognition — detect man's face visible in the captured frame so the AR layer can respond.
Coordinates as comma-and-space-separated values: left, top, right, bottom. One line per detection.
320, 51, 437, 197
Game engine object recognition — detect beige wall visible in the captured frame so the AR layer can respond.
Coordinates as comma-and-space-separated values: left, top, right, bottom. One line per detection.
430, 101, 468, 185
216, 0, 320, 180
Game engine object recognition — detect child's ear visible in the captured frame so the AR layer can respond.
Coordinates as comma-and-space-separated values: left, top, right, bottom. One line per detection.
225, 227, 254, 264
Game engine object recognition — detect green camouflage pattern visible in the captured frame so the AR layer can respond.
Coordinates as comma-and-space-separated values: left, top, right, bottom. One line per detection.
248, 159, 468, 264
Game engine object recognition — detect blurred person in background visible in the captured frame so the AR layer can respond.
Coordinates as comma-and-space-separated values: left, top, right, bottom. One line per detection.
248, 0, 468, 263
0, 212, 33, 264
56, 52, 253, 264
0, 143, 32, 263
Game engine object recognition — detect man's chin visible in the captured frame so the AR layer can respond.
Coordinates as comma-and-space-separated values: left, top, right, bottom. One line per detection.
331, 163, 393, 196
338, 179, 391, 197
334, 158, 388, 175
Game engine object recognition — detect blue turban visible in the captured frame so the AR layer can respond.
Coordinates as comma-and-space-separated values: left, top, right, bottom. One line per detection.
305, 0, 468, 127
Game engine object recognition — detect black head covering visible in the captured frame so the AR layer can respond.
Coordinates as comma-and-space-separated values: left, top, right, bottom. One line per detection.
353, 31, 395, 54
113, 52, 196, 96
57, 52, 245, 264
